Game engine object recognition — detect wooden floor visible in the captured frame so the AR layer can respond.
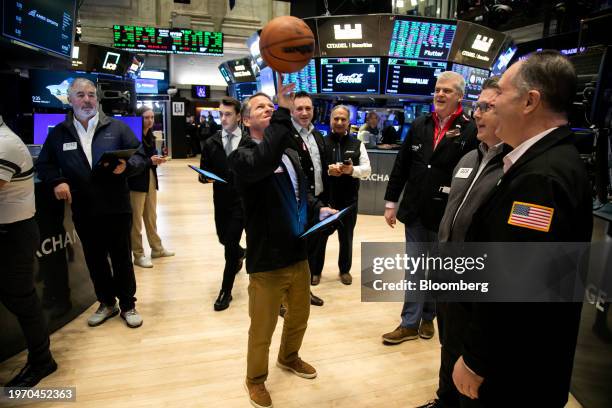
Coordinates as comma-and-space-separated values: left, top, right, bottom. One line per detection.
0, 158, 581, 407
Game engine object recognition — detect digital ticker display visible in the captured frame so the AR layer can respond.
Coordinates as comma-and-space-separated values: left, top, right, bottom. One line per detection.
230, 82, 258, 101
112, 25, 223, 56
451, 63, 491, 101
281, 59, 317, 94
386, 59, 447, 96
320, 57, 380, 94
388, 18, 456, 61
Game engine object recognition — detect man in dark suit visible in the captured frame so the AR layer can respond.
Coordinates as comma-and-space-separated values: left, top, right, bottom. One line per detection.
199, 97, 248, 311
452, 50, 593, 407
230, 86, 336, 408
382, 72, 478, 344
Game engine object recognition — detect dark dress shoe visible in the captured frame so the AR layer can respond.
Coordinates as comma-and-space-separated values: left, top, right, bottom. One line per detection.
340, 272, 352, 285
311, 275, 320, 286
310, 292, 324, 306
214, 290, 232, 311
5, 359, 57, 388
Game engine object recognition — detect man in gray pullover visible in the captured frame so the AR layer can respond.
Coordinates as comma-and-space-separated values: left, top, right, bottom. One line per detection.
419, 77, 511, 408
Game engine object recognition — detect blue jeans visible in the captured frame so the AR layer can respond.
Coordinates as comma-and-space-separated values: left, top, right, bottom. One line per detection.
400, 219, 437, 328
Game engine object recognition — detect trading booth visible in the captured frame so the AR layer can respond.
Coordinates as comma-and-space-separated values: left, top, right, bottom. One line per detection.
221, 14, 515, 215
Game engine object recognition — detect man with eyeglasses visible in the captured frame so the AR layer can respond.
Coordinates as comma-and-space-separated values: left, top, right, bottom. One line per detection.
382, 71, 478, 345
417, 77, 511, 408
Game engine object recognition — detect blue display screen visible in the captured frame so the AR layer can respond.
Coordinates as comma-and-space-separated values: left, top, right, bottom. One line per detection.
281, 59, 317, 94
388, 18, 456, 61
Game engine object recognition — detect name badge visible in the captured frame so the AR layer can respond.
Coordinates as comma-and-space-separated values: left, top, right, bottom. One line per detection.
439, 186, 451, 194
455, 167, 473, 179
63, 142, 77, 151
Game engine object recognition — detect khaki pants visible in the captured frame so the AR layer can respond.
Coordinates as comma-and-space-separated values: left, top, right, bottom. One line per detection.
130, 169, 163, 258
247, 260, 310, 384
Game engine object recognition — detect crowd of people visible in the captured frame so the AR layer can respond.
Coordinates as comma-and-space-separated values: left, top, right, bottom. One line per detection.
0, 50, 597, 408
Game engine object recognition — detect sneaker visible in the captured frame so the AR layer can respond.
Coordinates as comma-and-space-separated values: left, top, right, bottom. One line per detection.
276, 357, 317, 379
416, 400, 444, 408
340, 272, 352, 285
419, 320, 435, 339
245, 381, 272, 408
121, 308, 143, 328
151, 248, 175, 258
382, 326, 419, 344
134, 255, 153, 268
87, 303, 119, 327
5, 359, 58, 388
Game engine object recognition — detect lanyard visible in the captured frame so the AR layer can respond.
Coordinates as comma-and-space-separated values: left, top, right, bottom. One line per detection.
433, 105, 462, 149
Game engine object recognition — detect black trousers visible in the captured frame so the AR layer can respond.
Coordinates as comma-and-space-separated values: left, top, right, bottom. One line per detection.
307, 230, 328, 277
314, 206, 358, 275
0, 217, 52, 365
436, 302, 462, 408
215, 209, 245, 293
73, 213, 136, 311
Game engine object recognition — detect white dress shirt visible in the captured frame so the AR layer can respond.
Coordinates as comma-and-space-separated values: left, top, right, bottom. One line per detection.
73, 112, 99, 168
352, 142, 372, 179
291, 118, 324, 196
222, 127, 242, 154
503, 127, 558, 173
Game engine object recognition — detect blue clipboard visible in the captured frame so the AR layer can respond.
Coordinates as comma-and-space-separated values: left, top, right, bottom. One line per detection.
188, 164, 228, 184
299, 205, 354, 239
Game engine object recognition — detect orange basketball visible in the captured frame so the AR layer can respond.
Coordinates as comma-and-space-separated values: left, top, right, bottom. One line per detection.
259, 16, 315, 73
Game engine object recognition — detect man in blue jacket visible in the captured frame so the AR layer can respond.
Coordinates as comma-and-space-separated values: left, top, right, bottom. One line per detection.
36, 78, 146, 329
230, 82, 336, 408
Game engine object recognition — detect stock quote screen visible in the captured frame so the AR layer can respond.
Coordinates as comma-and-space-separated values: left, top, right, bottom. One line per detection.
281, 59, 317, 93
386, 59, 447, 96
320, 57, 380, 94
112, 25, 223, 56
388, 18, 456, 61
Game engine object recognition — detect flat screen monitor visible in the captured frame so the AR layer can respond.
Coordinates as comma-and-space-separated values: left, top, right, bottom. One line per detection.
71, 42, 131, 76
258, 67, 276, 98
196, 108, 221, 125
218, 63, 233, 85
247, 31, 266, 69
30, 70, 97, 109
314, 123, 330, 136
2, 0, 76, 59
112, 25, 223, 56
227, 58, 256, 83
191, 85, 211, 99
387, 17, 456, 61
385, 58, 447, 96
399, 123, 411, 142
34, 113, 142, 144
125, 54, 145, 79
320, 57, 380, 94
491, 45, 517, 76
281, 59, 317, 94
135, 78, 159, 94
230, 82, 258, 101
449, 21, 506, 70
316, 15, 382, 57
451, 63, 490, 101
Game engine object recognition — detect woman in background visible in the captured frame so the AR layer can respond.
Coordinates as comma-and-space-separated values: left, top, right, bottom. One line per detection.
129, 106, 174, 268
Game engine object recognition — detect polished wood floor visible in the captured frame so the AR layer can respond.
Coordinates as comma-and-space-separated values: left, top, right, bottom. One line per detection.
0, 159, 581, 407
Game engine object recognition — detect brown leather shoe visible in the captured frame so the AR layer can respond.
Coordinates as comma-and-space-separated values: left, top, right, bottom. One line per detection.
340, 272, 352, 285
276, 357, 317, 379
311, 275, 320, 286
418, 319, 435, 339
245, 381, 272, 408
382, 326, 419, 344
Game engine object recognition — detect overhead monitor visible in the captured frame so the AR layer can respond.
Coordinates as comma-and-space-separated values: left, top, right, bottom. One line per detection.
218, 62, 233, 85
451, 63, 491, 101
71, 42, 131, 76
2, 0, 76, 59
258, 67, 276, 98
449, 21, 505, 70
30, 70, 97, 109
135, 78, 159, 94
316, 15, 382, 57
112, 25, 223, 56
385, 59, 447, 96
320, 57, 380, 94
230, 82, 258, 101
191, 85, 211, 99
281, 59, 317, 94
226, 58, 256, 83
491, 44, 517, 76
247, 31, 266, 69
387, 17, 456, 61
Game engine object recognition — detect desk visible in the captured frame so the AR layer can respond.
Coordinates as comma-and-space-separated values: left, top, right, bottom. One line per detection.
358, 149, 399, 215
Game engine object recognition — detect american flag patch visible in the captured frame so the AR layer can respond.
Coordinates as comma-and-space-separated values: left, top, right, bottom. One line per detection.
507, 201, 554, 232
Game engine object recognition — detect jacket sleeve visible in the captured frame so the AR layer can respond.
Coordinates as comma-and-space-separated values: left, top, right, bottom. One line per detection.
229, 108, 292, 183
121, 123, 146, 177
384, 123, 414, 202
307, 192, 324, 227
36, 132, 68, 188
351, 142, 371, 178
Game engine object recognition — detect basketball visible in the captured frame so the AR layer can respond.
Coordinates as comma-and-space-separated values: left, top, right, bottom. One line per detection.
259, 16, 315, 74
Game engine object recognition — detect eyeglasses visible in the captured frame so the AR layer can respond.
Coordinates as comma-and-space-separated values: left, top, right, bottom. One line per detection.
472, 101, 494, 113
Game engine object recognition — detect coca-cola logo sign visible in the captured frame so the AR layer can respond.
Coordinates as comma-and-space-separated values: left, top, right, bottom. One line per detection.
336, 73, 363, 84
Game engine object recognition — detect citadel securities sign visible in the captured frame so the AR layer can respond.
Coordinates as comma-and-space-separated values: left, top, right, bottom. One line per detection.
449, 20, 506, 70
316, 15, 382, 57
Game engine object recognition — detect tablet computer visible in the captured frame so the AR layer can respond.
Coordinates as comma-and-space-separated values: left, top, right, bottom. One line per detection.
299, 205, 355, 239
96, 149, 137, 166
188, 164, 228, 184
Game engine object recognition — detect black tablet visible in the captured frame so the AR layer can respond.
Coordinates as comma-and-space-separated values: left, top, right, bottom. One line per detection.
188, 164, 228, 184
299, 205, 355, 239
96, 149, 137, 165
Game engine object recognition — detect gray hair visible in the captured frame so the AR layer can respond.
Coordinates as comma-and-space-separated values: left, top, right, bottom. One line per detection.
241, 92, 273, 119
436, 71, 466, 96
68, 77, 97, 96
482, 76, 500, 91
331, 104, 351, 118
